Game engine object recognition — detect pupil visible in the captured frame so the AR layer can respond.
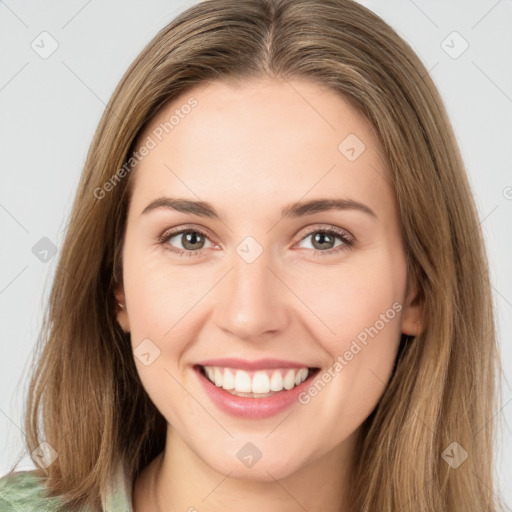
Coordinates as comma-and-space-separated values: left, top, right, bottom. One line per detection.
183, 231, 204, 250
313, 232, 333, 249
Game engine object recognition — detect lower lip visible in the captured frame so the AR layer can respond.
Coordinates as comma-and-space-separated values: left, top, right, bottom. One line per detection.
194, 366, 318, 419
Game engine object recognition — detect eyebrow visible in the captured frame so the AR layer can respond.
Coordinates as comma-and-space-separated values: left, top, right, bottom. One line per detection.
141, 197, 377, 220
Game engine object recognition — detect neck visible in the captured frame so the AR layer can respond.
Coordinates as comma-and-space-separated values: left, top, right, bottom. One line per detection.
135, 426, 357, 512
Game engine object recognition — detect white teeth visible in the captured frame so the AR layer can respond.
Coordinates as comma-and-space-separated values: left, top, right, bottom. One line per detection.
234, 370, 252, 392
202, 366, 310, 395
283, 369, 295, 390
251, 371, 270, 394
295, 368, 308, 385
214, 367, 223, 387
223, 368, 235, 390
269, 371, 283, 391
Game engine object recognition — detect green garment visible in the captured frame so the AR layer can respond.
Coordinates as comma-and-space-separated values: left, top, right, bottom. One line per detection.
0, 462, 133, 511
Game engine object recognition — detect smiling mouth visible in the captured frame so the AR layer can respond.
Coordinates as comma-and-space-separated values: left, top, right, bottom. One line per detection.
195, 364, 320, 398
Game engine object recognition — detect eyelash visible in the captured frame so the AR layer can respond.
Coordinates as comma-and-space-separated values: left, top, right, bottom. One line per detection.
158, 225, 355, 257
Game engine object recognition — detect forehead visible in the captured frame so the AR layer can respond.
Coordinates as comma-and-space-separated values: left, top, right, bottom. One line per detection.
129, 78, 393, 219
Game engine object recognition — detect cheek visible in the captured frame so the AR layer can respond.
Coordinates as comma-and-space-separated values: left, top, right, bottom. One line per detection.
292, 253, 406, 437
123, 250, 205, 425
123, 242, 209, 342
287, 252, 406, 348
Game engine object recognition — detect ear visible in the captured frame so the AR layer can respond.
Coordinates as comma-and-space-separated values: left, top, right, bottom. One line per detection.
114, 282, 131, 333
401, 275, 423, 336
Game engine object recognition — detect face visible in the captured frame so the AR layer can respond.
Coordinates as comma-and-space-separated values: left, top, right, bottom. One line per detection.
115, 78, 421, 481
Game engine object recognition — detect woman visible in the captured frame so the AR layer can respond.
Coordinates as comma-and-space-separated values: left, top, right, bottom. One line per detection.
0, 0, 504, 510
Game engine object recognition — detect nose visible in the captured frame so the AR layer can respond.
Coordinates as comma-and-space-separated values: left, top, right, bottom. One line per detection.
212, 248, 291, 341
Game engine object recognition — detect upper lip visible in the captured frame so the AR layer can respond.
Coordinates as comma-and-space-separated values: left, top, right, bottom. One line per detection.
195, 357, 316, 371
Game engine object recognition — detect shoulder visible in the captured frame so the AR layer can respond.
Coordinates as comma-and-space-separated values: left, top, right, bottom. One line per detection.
0, 469, 65, 511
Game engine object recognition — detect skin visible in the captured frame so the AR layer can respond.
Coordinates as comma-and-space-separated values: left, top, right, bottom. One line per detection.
115, 77, 421, 511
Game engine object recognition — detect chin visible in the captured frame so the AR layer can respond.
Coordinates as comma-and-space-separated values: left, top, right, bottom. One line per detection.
211, 456, 302, 482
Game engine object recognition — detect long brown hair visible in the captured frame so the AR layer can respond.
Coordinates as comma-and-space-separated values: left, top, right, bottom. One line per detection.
8, 0, 504, 510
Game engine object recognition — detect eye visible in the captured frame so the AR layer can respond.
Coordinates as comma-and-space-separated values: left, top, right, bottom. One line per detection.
296, 226, 354, 255
159, 227, 216, 256
159, 225, 355, 257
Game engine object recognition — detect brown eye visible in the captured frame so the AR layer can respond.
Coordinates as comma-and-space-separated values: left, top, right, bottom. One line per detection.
176, 231, 206, 250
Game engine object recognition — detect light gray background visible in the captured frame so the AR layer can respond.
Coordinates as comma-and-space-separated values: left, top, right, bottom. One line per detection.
1, 0, 511, 507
